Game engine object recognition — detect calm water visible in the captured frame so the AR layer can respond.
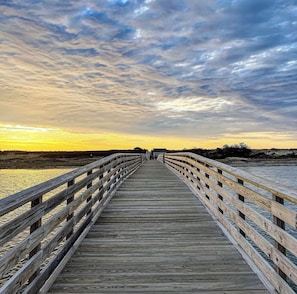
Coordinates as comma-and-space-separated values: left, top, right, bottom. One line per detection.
0, 169, 73, 199
239, 165, 297, 190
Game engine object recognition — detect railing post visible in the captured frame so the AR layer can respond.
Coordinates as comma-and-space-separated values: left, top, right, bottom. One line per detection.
237, 179, 246, 237
205, 164, 210, 200
217, 169, 223, 214
142, 154, 145, 164
86, 170, 93, 215
98, 165, 104, 201
195, 161, 201, 190
273, 194, 287, 281
29, 196, 42, 283
66, 179, 75, 239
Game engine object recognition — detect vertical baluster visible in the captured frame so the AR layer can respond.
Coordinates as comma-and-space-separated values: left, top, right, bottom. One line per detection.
28, 196, 42, 283
217, 169, 223, 214
117, 161, 122, 181
237, 179, 246, 237
205, 164, 210, 200
86, 170, 93, 215
66, 179, 75, 240
190, 165, 194, 184
106, 164, 112, 192
98, 166, 104, 202
195, 161, 201, 190
273, 194, 287, 281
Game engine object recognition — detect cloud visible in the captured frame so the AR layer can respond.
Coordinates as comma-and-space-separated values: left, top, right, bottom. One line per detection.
0, 0, 296, 149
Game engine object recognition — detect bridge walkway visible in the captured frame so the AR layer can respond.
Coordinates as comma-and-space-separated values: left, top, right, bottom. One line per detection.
48, 160, 268, 293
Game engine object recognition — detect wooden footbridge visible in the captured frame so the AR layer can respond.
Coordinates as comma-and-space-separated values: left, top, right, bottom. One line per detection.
0, 153, 297, 293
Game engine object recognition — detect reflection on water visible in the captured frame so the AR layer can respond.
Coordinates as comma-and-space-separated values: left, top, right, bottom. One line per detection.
0, 169, 73, 199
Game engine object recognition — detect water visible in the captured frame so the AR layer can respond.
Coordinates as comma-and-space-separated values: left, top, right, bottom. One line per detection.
239, 165, 297, 190
0, 169, 74, 199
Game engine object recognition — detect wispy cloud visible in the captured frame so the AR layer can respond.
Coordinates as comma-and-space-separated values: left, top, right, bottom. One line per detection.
0, 0, 296, 149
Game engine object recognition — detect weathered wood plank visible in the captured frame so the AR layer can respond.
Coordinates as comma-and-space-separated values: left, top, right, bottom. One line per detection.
48, 160, 268, 294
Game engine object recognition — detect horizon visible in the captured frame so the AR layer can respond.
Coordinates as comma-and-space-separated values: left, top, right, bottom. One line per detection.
1, 1, 296, 151
2, 145, 297, 153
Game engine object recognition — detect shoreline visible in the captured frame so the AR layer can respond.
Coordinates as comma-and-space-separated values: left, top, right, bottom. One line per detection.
0, 149, 296, 169
0, 160, 98, 169
1, 158, 296, 169
0, 154, 100, 169
218, 157, 297, 167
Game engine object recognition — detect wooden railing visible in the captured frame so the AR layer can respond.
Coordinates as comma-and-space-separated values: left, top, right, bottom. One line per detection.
164, 152, 297, 294
0, 153, 144, 294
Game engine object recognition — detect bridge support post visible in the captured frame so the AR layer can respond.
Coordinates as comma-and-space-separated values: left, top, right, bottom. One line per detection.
217, 169, 223, 214
28, 195, 43, 283
273, 194, 287, 281
66, 179, 75, 240
86, 170, 93, 215
205, 164, 210, 200
237, 179, 246, 237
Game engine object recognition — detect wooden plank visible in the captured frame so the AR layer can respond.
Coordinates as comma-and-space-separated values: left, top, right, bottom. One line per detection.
48, 161, 268, 294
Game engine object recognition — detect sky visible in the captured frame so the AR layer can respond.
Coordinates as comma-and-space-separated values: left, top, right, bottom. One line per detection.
0, 0, 297, 151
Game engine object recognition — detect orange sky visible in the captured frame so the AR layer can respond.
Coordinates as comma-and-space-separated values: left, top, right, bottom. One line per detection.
1, 124, 296, 151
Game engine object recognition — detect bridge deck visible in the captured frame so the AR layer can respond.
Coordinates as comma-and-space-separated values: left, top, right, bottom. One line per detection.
48, 160, 268, 293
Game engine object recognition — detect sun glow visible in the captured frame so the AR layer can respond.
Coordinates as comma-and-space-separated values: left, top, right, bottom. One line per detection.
0, 124, 296, 151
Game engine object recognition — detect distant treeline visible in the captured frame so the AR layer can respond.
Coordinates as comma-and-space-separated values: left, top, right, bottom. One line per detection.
167, 146, 251, 159
167, 145, 297, 160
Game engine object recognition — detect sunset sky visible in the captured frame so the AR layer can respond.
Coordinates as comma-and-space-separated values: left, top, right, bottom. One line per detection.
1, 0, 296, 151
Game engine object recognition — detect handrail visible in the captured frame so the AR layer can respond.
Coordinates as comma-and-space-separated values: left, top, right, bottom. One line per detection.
0, 153, 145, 294
164, 152, 297, 294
